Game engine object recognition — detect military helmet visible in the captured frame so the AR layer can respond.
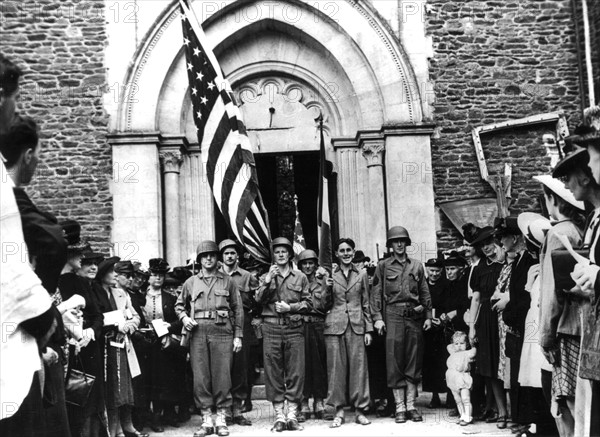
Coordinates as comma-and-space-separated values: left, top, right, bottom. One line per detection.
271, 237, 293, 254
218, 239, 239, 253
386, 226, 412, 247
297, 249, 318, 265
196, 240, 219, 256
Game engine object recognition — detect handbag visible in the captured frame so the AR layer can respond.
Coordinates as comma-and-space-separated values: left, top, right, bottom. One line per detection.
65, 356, 95, 407
551, 249, 589, 291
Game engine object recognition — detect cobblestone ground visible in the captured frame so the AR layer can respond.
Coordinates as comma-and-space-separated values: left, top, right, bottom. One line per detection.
157, 396, 514, 437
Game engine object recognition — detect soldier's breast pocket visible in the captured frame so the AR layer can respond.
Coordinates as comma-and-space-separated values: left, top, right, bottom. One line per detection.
287, 284, 303, 301
214, 289, 230, 309
385, 274, 402, 293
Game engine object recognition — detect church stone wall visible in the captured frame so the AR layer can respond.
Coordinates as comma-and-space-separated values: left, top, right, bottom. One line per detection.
426, 0, 584, 249
0, 0, 112, 252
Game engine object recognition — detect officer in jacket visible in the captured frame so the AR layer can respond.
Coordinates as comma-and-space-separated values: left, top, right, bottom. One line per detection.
371, 226, 432, 424
256, 237, 311, 432
218, 239, 257, 426
175, 241, 243, 437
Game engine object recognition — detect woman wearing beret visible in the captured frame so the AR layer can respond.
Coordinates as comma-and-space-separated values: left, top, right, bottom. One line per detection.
94, 258, 146, 437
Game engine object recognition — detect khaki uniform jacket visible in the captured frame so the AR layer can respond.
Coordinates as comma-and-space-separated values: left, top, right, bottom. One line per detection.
175, 270, 244, 338
314, 265, 373, 335
370, 256, 432, 321
256, 269, 311, 317
220, 266, 258, 312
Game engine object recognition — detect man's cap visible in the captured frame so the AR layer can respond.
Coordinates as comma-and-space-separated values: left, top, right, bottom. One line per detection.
444, 251, 468, 267
425, 258, 444, 268
352, 250, 371, 263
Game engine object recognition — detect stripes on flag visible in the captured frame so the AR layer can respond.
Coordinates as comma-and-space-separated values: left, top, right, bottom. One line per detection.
179, 0, 271, 263
317, 117, 333, 272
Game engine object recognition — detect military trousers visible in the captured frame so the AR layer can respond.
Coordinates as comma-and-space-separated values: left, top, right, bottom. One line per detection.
303, 321, 328, 400
385, 306, 424, 388
189, 320, 233, 409
262, 322, 305, 404
231, 309, 253, 403
325, 326, 370, 410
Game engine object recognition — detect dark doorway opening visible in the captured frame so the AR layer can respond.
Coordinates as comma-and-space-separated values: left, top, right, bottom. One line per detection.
214, 152, 338, 253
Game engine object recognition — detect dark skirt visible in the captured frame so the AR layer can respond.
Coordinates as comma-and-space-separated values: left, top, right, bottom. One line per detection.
147, 339, 187, 403
475, 299, 500, 378
422, 327, 450, 393
104, 340, 134, 409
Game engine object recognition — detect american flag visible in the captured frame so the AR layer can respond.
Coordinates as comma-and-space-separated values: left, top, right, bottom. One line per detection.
179, 0, 271, 263
292, 195, 306, 255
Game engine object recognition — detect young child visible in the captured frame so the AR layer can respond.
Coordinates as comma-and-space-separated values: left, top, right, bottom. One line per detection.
446, 331, 477, 425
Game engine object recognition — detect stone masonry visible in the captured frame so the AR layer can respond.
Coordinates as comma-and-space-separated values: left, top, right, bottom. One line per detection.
426, 0, 585, 249
0, 0, 112, 252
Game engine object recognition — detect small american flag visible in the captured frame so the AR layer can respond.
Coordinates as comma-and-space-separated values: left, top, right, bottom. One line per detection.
179, 0, 271, 263
292, 195, 306, 255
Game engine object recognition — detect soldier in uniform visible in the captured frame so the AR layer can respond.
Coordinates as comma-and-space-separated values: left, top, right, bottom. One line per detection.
218, 239, 256, 427
175, 241, 243, 437
371, 226, 432, 424
256, 237, 311, 432
296, 249, 329, 421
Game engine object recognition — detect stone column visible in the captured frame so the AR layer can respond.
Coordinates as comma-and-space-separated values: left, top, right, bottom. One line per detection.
107, 132, 162, 262
159, 138, 186, 265
360, 136, 387, 256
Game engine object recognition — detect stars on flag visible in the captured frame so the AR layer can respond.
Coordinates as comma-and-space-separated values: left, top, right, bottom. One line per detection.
200, 96, 208, 105
196, 71, 204, 81
193, 47, 200, 57
183, 37, 190, 46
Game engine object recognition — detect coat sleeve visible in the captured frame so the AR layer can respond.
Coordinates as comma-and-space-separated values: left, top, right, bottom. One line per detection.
175, 278, 192, 320
125, 292, 140, 329
370, 262, 384, 322
228, 279, 244, 338
417, 263, 433, 319
360, 272, 373, 332
313, 277, 333, 312
165, 293, 183, 335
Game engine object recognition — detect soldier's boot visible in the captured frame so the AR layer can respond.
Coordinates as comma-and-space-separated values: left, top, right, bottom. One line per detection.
215, 409, 229, 436
314, 399, 325, 420
286, 402, 303, 431
232, 399, 252, 426
193, 409, 214, 437
393, 388, 407, 423
271, 402, 287, 432
406, 382, 423, 422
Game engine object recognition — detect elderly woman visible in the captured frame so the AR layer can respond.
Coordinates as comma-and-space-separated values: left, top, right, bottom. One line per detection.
314, 238, 372, 428
58, 221, 105, 437
94, 258, 146, 437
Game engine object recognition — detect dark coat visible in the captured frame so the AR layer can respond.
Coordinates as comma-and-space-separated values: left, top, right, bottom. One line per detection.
503, 251, 536, 335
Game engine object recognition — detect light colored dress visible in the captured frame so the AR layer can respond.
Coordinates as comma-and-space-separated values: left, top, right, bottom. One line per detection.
446, 350, 474, 391
518, 264, 552, 388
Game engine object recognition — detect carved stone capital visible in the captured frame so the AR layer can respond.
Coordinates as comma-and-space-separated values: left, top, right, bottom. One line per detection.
159, 150, 184, 174
361, 141, 385, 167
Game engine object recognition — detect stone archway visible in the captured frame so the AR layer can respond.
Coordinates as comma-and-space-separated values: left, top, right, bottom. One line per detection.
108, 0, 436, 265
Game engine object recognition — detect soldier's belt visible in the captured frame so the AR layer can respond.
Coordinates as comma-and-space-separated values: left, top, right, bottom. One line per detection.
194, 311, 217, 319
263, 316, 293, 325
303, 315, 325, 323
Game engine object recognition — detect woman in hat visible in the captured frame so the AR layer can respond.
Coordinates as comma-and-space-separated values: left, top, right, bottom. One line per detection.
58, 220, 106, 437
514, 213, 557, 437
467, 226, 509, 428
534, 174, 585, 437
422, 257, 450, 409
94, 258, 146, 437
142, 258, 186, 431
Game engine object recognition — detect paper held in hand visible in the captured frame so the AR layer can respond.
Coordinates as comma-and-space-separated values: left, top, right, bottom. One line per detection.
103, 310, 125, 327
151, 319, 170, 337
555, 233, 590, 265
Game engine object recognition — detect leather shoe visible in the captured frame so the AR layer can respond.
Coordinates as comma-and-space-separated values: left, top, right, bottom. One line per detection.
475, 409, 495, 422
123, 431, 149, 437
485, 412, 499, 423
497, 416, 508, 429
150, 422, 164, 432
286, 419, 303, 431
232, 415, 252, 426
225, 416, 233, 426
395, 411, 407, 423
448, 408, 460, 417
271, 420, 286, 432
355, 414, 371, 425
428, 396, 441, 409
406, 409, 423, 422
216, 425, 229, 436
314, 411, 324, 420
296, 411, 307, 423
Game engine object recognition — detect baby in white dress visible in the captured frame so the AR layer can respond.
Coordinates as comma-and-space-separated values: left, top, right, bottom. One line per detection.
446, 331, 477, 425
